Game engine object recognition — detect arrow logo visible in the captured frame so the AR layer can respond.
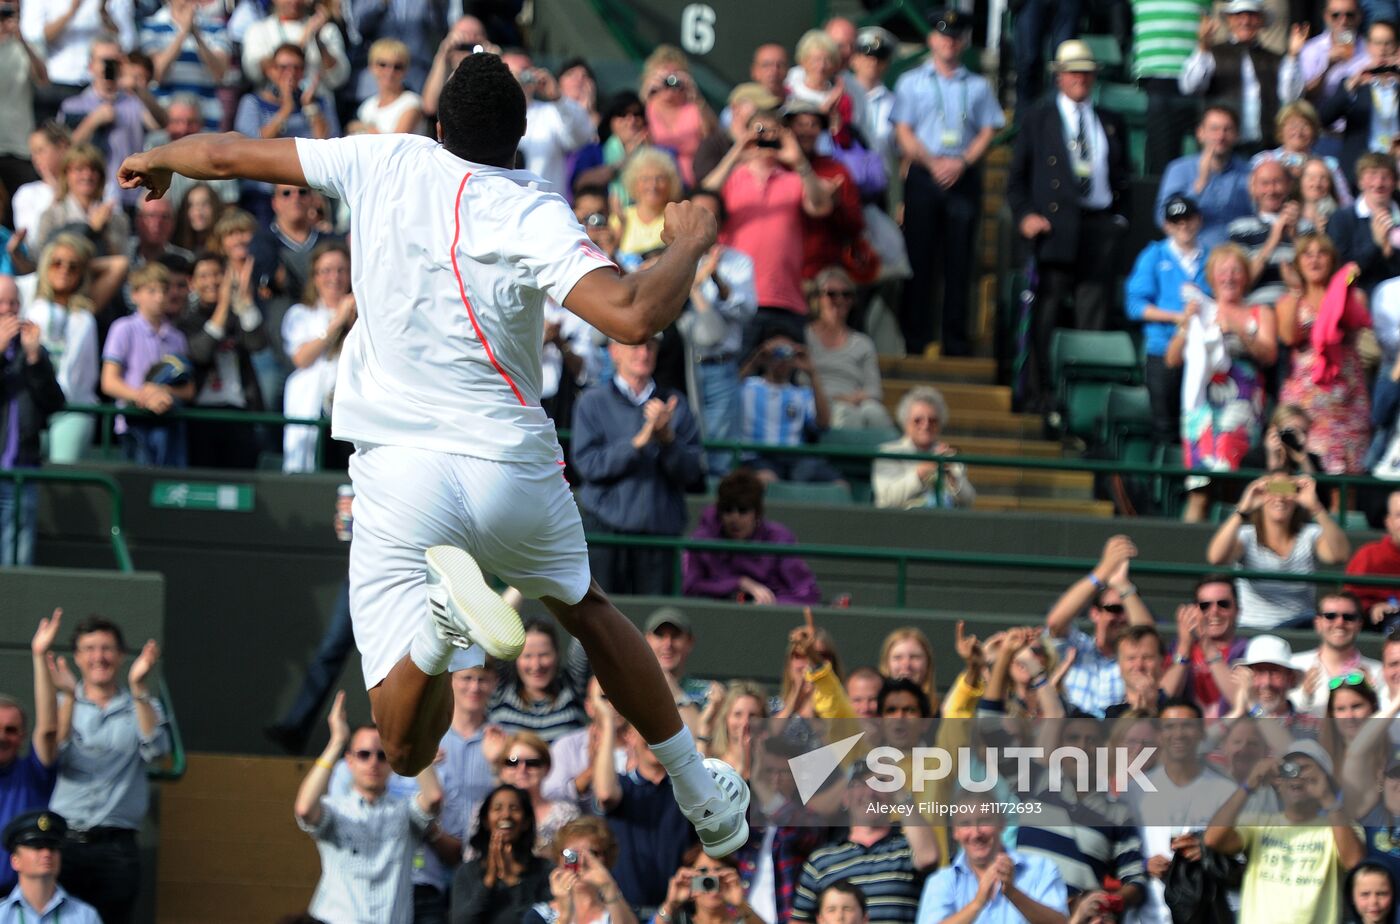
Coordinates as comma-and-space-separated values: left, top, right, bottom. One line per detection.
788, 732, 866, 805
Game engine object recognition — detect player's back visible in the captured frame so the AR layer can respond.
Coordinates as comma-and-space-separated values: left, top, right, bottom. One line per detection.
295, 133, 615, 463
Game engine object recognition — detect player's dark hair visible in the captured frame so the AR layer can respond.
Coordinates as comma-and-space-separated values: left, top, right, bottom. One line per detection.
438, 53, 526, 168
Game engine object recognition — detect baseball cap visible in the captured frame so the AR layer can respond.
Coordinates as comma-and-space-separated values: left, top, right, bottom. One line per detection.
644, 606, 692, 635
3, 810, 67, 852
1223, 0, 1264, 13
1164, 194, 1200, 222
932, 9, 969, 36
1283, 738, 1335, 781
856, 26, 897, 59
1243, 635, 1295, 671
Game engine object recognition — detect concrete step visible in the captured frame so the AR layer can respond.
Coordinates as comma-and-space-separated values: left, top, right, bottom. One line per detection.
886, 379, 1012, 413
945, 435, 1063, 457
962, 465, 1096, 497
941, 411, 1047, 439
878, 355, 997, 383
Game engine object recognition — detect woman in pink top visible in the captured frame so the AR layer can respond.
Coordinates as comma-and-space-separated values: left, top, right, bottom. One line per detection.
641, 45, 715, 188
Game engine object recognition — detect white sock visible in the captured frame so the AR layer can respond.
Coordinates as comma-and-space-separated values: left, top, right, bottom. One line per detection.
409, 617, 455, 676
650, 725, 719, 813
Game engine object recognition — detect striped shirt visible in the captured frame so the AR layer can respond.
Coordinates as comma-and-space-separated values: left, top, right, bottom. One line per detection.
741, 377, 817, 447
488, 682, 587, 744
1014, 788, 1147, 895
297, 789, 434, 924
139, 0, 230, 131
1132, 0, 1211, 79
790, 831, 925, 923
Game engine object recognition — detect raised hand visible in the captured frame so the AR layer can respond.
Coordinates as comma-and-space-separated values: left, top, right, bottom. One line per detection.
128, 639, 160, 693
0, 315, 18, 353
327, 689, 350, 745
31, 608, 62, 657
47, 652, 76, 696
19, 321, 42, 363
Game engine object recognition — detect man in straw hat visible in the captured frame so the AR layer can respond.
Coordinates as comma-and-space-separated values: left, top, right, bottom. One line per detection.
1007, 39, 1130, 412
1181, 0, 1309, 149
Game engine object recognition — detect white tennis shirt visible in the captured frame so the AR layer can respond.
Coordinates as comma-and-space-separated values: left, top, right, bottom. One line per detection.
295, 134, 617, 462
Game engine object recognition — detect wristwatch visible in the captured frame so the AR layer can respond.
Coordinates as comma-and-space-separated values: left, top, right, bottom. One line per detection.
302, 101, 322, 118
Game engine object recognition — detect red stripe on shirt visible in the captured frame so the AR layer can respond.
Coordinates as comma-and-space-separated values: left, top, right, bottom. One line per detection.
450, 171, 526, 406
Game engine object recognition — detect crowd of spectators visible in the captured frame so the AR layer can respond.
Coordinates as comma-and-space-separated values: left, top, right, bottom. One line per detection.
23, 0, 1400, 922
16, 520, 1400, 921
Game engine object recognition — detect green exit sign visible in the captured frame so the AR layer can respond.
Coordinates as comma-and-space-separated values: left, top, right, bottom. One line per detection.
150, 481, 254, 512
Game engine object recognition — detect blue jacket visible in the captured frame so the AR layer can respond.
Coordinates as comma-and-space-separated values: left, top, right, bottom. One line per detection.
570, 380, 703, 535
1125, 238, 1209, 357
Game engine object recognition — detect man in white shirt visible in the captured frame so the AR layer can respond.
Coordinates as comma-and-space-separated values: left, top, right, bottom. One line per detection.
1180, 0, 1306, 149
118, 51, 750, 860
1288, 590, 1383, 713
295, 697, 440, 924
1128, 700, 1239, 924
500, 49, 594, 194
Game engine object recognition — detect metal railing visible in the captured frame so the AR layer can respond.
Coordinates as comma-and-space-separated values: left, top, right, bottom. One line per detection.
1, 468, 132, 571
50, 404, 1400, 525
587, 531, 1400, 609
65, 402, 332, 470
0, 469, 186, 779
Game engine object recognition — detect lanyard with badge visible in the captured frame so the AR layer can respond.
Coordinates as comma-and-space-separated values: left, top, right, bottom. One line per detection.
16, 905, 60, 923
930, 72, 968, 151
41, 302, 69, 367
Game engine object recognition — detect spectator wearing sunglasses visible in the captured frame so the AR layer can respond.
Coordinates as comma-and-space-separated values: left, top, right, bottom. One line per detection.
349, 39, 425, 136
1042, 535, 1157, 717
295, 692, 442, 924
1168, 575, 1250, 717
806, 266, 892, 432
493, 731, 580, 857
1289, 591, 1382, 714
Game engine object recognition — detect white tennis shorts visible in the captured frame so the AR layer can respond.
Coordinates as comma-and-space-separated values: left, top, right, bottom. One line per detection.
347, 443, 592, 689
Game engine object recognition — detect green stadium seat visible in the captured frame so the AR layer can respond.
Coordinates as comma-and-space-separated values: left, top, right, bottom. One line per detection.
1051, 330, 1141, 441
1079, 34, 1125, 78
818, 427, 900, 506
764, 481, 855, 505
1100, 384, 1153, 455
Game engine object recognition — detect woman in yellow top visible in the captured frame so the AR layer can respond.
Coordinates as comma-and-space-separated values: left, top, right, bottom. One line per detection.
617, 148, 683, 268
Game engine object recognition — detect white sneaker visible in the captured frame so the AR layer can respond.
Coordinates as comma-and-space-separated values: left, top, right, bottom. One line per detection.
424, 546, 525, 660
690, 758, 751, 858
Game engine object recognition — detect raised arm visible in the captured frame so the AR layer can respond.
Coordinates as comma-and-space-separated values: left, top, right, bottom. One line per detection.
118, 134, 307, 200
564, 201, 716, 344
1045, 536, 1138, 638
29, 609, 62, 767
295, 690, 350, 827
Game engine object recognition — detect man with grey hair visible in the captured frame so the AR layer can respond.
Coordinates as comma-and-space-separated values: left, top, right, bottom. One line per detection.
0, 610, 63, 894
872, 386, 974, 508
